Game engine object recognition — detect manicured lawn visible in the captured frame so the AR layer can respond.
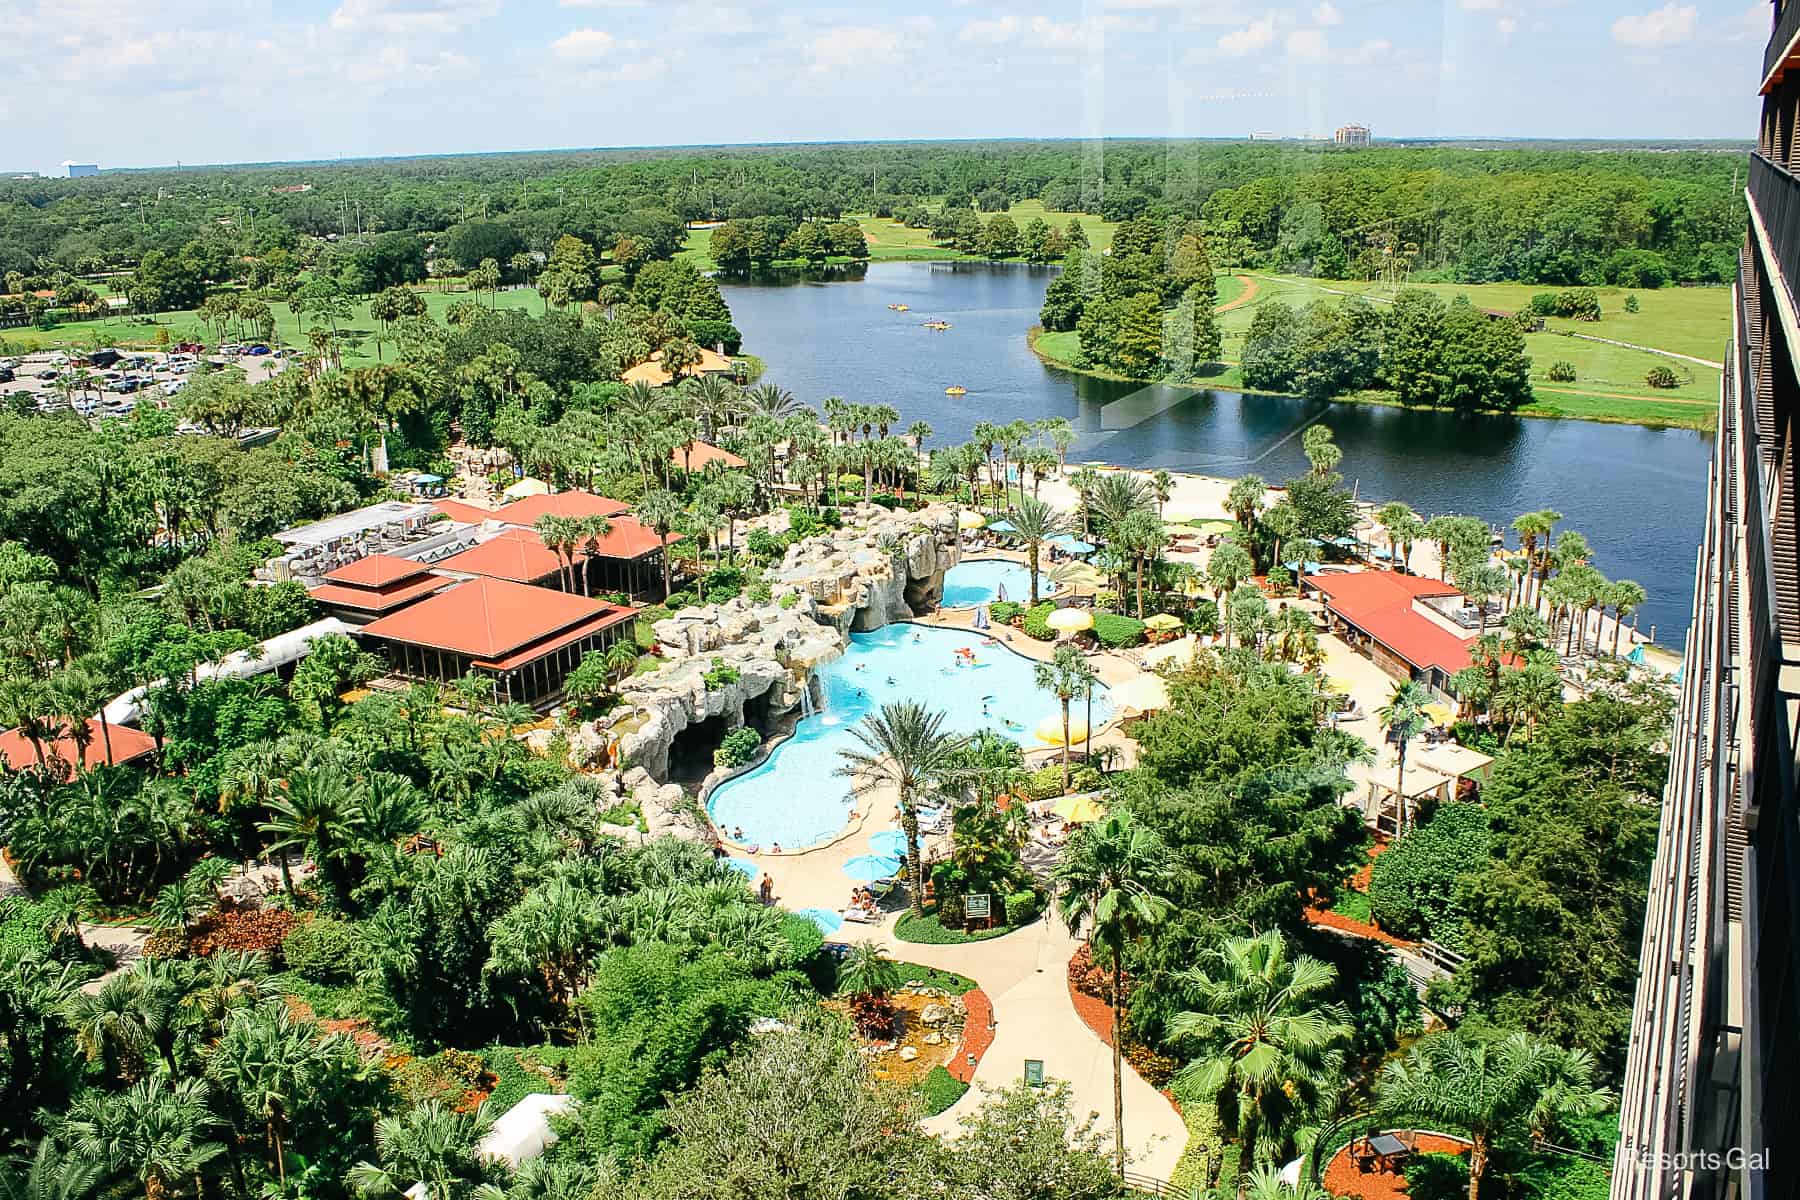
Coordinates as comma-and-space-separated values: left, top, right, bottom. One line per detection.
1330, 889, 1373, 924
6, 286, 541, 367
920, 1065, 970, 1115
895, 908, 1017, 945
891, 961, 977, 992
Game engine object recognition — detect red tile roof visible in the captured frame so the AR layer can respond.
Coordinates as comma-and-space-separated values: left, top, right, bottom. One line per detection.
584, 515, 677, 560
322, 553, 434, 588
435, 529, 566, 584
433, 499, 496, 524
309, 574, 451, 615
673, 441, 747, 471
0, 719, 157, 776
493, 490, 630, 526
359, 577, 635, 660
1305, 571, 1476, 675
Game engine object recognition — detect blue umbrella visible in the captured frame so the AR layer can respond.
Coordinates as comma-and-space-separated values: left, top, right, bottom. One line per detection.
797, 907, 844, 934
723, 857, 759, 882
869, 830, 907, 857
1627, 644, 1646, 665
843, 854, 902, 882
987, 519, 1018, 534
1048, 533, 1096, 555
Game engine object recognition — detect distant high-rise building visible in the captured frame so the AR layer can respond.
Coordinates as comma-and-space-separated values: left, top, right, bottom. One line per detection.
1610, 6, 1800, 1199
1247, 131, 1281, 142
62, 161, 98, 178
1333, 124, 1371, 147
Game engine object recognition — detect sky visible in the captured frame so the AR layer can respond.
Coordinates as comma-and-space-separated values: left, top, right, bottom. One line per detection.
0, 0, 1770, 173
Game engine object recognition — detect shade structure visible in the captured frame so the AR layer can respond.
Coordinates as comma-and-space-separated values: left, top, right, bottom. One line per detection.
502, 477, 550, 500
1142, 635, 1200, 668
797, 907, 844, 934
1322, 676, 1352, 695
869, 830, 907, 857
1052, 794, 1107, 823
1057, 563, 1106, 590
1046, 607, 1094, 636
724, 858, 759, 882
1143, 613, 1183, 632
1036, 713, 1091, 745
843, 854, 903, 882
986, 519, 1018, 534
1047, 533, 1096, 555
958, 509, 986, 529
1283, 560, 1325, 575
1423, 703, 1454, 726
1192, 519, 1238, 534
1110, 674, 1171, 712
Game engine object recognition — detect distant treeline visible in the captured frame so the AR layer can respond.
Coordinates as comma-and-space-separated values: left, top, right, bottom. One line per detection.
1, 140, 1745, 287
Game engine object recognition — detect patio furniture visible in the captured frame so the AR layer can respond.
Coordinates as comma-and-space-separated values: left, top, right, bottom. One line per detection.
1367, 1133, 1411, 1173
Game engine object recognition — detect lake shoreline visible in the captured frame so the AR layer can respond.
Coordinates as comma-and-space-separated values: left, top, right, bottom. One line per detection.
1026, 326, 1717, 434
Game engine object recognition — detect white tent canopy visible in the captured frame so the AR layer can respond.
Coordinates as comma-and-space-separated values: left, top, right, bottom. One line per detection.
478, 1094, 577, 1168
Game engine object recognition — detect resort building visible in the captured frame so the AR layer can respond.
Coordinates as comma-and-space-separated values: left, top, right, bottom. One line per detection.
490, 490, 631, 527
356, 577, 637, 707
306, 554, 453, 623
0, 719, 157, 777
269, 500, 482, 581
1611, 16, 1800, 1198
1303, 572, 1477, 697
433, 519, 675, 598
672, 440, 748, 472
620, 347, 739, 387
435, 528, 573, 590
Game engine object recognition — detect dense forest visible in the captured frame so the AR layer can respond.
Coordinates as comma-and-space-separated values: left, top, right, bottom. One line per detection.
0, 140, 1747, 288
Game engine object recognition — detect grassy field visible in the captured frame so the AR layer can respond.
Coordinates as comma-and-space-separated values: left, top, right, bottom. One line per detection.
2, 286, 543, 367
1030, 271, 1725, 430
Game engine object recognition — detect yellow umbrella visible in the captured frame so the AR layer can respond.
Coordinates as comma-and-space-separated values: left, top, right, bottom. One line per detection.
1046, 608, 1094, 636
958, 509, 986, 530
1110, 674, 1170, 712
1052, 794, 1107, 823
1144, 613, 1183, 632
1142, 635, 1199, 668
1424, 703, 1453, 726
1322, 677, 1352, 695
1181, 576, 1207, 597
502, 476, 549, 500
1036, 713, 1090, 745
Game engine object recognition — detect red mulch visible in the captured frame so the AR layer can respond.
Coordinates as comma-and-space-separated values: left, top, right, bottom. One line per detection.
1323, 1133, 1471, 1200
947, 988, 994, 1083
1304, 905, 1420, 950
1350, 836, 1393, 892
1068, 971, 1117, 1047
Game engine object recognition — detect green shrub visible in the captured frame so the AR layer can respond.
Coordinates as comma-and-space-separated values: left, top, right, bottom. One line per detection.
1266, 565, 1294, 596
777, 591, 800, 609
869, 493, 902, 509
895, 909, 1013, 945
819, 507, 843, 528
1645, 365, 1680, 389
1092, 612, 1146, 648
281, 916, 363, 983
713, 726, 762, 769
702, 657, 741, 690
746, 575, 772, 605
1167, 1100, 1225, 1195
1021, 602, 1056, 640
1623, 293, 1641, 314
1555, 288, 1602, 321
1368, 801, 1491, 946
747, 529, 786, 559
1548, 360, 1577, 382
1003, 889, 1039, 925
664, 589, 695, 609
1403, 1154, 1471, 1200
788, 509, 824, 538
0, 898, 51, 958
920, 1065, 969, 1116
1330, 889, 1373, 924
481, 1046, 556, 1114
1020, 762, 1101, 800
989, 600, 1022, 625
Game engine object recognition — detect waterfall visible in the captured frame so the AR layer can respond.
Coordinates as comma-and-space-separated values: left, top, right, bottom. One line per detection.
799, 675, 818, 718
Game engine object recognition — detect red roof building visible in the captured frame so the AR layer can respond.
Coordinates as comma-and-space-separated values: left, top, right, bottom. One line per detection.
307, 554, 452, 622
672, 441, 748, 472
436, 529, 569, 587
0, 719, 157, 777
1304, 571, 1476, 693
439, 518, 677, 598
433, 498, 496, 525
492, 490, 630, 527
357, 577, 637, 707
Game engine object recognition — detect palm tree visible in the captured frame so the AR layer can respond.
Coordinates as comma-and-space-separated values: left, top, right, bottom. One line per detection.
1116, 509, 1165, 618
64, 973, 156, 1082
0, 1138, 103, 1200
205, 1003, 335, 1186
745, 383, 801, 420
1225, 473, 1266, 532
1511, 508, 1561, 611
1088, 473, 1151, 538
833, 702, 966, 916
1034, 645, 1097, 794
1053, 811, 1172, 1180
836, 940, 901, 999
1377, 1029, 1612, 1200
1206, 543, 1255, 648
1302, 424, 1341, 477
1169, 931, 1354, 1169
1609, 579, 1647, 656
1376, 681, 1430, 834
349, 1101, 494, 1200
257, 767, 367, 900
1495, 662, 1564, 745
150, 878, 210, 947
65, 1076, 223, 1200
1009, 495, 1065, 605
635, 489, 685, 601
1150, 470, 1173, 516
0, 678, 55, 773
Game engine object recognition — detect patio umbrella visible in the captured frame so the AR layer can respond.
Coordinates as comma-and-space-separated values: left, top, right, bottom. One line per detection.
1110, 674, 1170, 713
502, 476, 549, 500
1143, 613, 1183, 632
723, 858, 759, 882
1051, 794, 1107, 823
797, 907, 844, 935
1142, 635, 1200, 667
869, 830, 907, 857
1036, 714, 1090, 745
986, 519, 1018, 534
1423, 703, 1453, 726
958, 509, 986, 529
843, 854, 903, 881
1047, 533, 1096, 555
1192, 519, 1238, 534
1046, 608, 1093, 637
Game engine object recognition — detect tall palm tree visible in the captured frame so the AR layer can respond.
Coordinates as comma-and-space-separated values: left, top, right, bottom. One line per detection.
257, 767, 367, 901
833, 702, 966, 916
1510, 509, 1557, 609
205, 1003, 335, 1186
1376, 680, 1430, 834
1169, 931, 1354, 1169
1224, 474, 1266, 534
349, 1101, 494, 1200
0, 1137, 103, 1200
1034, 645, 1097, 793
1206, 543, 1255, 649
1116, 509, 1165, 618
1053, 811, 1172, 1180
635, 489, 685, 601
1609, 579, 1647, 656
1009, 495, 1065, 605
1378, 1029, 1612, 1200
1088, 473, 1150, 539
745, 383, 801, 420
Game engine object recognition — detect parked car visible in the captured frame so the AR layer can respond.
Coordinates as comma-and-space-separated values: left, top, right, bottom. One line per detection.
0, 367, 13, 384
245, 344, 271, 356
36, 368, 57, 380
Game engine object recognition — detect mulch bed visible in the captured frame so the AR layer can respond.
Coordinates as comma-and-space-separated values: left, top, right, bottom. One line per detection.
947, 987, 994, 1082
1323, 1132, 1471, 1200
1304, 904, 1420, 950
1068, 972, 1117, 1047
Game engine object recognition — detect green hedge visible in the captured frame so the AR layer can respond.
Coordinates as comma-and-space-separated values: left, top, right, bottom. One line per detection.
1020, 762, 1102, 800
921, 1065, 969, 1116
989, 601, 1023, 625
1368, 802, 1491, 947
281, 916, 364, 983
1092, 612, 1146, 647
1167, 1100, 1226, 1195
892, 961, 976, 992
1021, 602, 1056, 640
713, 726, 762, 768
896, 909, 1015, 945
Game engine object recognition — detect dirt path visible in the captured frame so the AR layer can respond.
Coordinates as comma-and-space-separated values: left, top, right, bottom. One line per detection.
1562, 331, 1722, 371
1214, 274, 1259, 314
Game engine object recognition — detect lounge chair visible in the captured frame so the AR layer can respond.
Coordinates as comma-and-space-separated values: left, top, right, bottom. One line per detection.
842, 906, 880, 923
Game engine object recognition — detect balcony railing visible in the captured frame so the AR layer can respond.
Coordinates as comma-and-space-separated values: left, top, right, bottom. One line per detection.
1768, 0, 1799, 85
1750, 152, 1800, 287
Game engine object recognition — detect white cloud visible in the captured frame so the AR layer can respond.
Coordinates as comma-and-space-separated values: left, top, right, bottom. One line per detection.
960, 15, 1020, 42
551, 27, 618, 60
1496, 14, 1518, 35
559, 0, 644, 6
327, 0, 496, 35
1312, 1, 1342, 27
1218, 13, 1276, 55
1729, 1, 1768, 41
1284, 27, 1328, 60
616, 55, 669, 81
807, 25, 905, 72
1610, 3, 1697, 48
1026, 16, 1104, 52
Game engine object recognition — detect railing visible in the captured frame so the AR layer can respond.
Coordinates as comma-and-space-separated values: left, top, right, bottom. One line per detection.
1122, 1171, 1181, 1197
1767, 0, 1799, 84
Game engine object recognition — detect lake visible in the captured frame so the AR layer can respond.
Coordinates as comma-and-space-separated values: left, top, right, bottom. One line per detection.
721, 261, 1713, 646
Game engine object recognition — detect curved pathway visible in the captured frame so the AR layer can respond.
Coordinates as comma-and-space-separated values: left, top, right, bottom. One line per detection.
1215, 273, 1260, 314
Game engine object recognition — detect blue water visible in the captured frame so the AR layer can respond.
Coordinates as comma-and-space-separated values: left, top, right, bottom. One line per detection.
706, 623, 1114, 849
942, 559, 1061, 608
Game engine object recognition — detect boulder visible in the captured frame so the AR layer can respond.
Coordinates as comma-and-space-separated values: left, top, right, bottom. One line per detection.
898, 1046, 919, 1062
920, 1003, 951, 1026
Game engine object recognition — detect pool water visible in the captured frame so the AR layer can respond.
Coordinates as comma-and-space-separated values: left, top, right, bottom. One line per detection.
941, 559, 1061, 608
706, 622, 1113, 850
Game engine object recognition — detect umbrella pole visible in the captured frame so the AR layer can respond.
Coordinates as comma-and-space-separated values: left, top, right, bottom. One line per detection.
1085, 682, 1093, 766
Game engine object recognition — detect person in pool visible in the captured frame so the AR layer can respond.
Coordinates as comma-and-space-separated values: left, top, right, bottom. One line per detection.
770, 842, 782, 855
732, 825, 745, 841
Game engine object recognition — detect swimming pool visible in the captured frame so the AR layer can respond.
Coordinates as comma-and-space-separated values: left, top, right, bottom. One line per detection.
941, 559, 1061, 608
706, 622, 1113, 850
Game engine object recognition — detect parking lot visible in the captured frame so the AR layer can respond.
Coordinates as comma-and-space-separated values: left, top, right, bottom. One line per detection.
0, 344, 291, 424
